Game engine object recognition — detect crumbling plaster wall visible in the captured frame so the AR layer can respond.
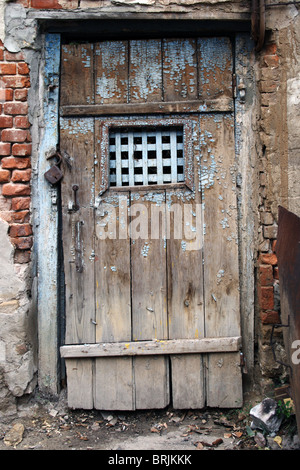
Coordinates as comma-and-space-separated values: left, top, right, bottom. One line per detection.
0, 0, 299, 412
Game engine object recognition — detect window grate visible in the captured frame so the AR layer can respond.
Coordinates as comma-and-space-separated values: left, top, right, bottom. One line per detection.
109, 127, 184, 187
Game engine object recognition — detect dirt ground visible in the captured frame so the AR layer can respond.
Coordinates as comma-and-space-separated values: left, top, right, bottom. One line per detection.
0, 389, 299, 453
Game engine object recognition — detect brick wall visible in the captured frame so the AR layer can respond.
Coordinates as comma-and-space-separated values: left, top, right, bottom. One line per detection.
257, 41, 287, 389
0, 41, 32, 265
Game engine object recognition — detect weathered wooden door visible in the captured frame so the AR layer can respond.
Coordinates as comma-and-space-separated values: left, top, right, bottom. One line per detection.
59, 37, 243, 410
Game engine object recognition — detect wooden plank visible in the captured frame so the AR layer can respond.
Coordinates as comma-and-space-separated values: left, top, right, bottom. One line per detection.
65, 359, 93, 409
37, 33, 61, 394
60, 98, 234, 117
200, 114, 240, 338
94, 40, 128, 105
131, 190, 168, 341
129, 39, 162, 103
94, 192, 131, 343
163, 38, 198, 102
134, 356, 170, 409
171, 355, 205, 409
206, 352, 243, 408
60, 43, 94, 106
94, 357, 134, 410
60, 118, 96, 344
60, 336, 242, 357
200, 113, 241, 408
167, 117, 205, 409
197, 37, 233, 102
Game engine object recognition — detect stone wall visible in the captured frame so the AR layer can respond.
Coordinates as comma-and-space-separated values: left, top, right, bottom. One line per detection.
0, 0, 299, 412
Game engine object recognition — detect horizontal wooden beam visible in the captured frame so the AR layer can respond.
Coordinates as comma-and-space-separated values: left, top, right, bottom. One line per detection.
60, 336, 242, 358
60, 99, 233, 117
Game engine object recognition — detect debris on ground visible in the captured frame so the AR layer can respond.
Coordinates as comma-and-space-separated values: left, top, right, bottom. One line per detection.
0, 391, 299, 451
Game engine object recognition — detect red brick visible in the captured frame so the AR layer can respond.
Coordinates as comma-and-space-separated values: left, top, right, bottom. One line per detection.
2, 76, 30, 89
0, 63, 17, 75
14, 89, 28, 101
14, 116, 30, 129
12, 143, 32, 156
260, 252, 278, 266
0, 116, 13, 128
17, 62, 30, 75
2, 128, 27, 143
1, 157, 31, 169
0, 142, 11, 156
0, 88, 14, 101
258, 285, 274, 310
11, 197, 31, 211
265, 44, 277, 55
4, 51, 25, 62
10, 236, 33, 250
4, 102, 28, 115
31, 0, 62, 8
2, 182, 30, 197
11, 169, 31, 182
0, 169, 11, 183
0, 48, 3, 61
14, 249, 31, 264
11, 210, 30, 224
274, 266, 279, 280
260, 310, 280, 325
259, 264, 273, 286
9, 223, 32, 238
264, 55, 279, 68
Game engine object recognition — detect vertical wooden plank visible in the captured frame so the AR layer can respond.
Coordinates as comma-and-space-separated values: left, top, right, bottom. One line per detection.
130, 190, 169, 409
168, 117, 205, 408
60, 43, 94, 106
206, 352, 243, 408
197, 37, 233, 102
200, 113, 242, 407
94, 120, 133, 409
131, 191, 168, 341
163, 38, 197, 102
201, 113, 240, 337
37, 33, 60, 394
94, 193, 131, 342
235, 33, 256, 378
171, 355, 204, 409
129, 39, 162, 103
94, 357, 134, 410
60, 118, 96, 344
65, 359, 94, 409
95, 40, 128, 105
134, 356, 170, 409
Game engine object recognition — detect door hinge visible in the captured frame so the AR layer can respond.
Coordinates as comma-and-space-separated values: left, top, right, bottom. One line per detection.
240, 351, 248, 374
232, 73, 237, 99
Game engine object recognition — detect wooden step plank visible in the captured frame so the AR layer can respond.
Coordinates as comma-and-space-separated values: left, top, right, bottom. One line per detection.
60, 336, 242, 358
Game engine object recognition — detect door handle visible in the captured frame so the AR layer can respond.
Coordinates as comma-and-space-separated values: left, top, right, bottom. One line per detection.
72, 184, 80, 211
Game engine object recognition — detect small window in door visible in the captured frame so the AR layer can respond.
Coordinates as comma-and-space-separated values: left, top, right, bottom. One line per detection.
109, 127, 184, 188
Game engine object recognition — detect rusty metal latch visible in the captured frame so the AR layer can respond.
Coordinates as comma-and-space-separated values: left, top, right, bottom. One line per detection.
270, 316, 292, 376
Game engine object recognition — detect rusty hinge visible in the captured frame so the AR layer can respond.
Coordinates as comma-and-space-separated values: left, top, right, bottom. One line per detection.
232, 73, 237, 99
240, 351, 248, 374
